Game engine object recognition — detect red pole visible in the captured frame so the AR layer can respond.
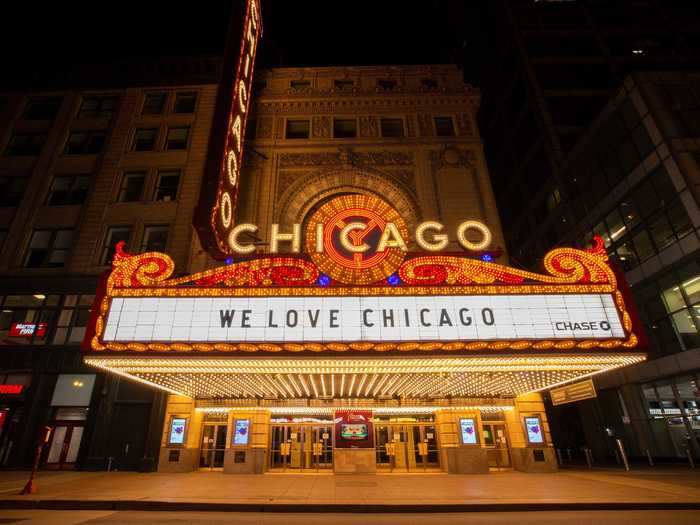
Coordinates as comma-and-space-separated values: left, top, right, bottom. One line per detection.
19, 426, 51, 495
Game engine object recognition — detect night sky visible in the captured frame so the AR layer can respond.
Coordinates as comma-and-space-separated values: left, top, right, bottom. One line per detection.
2, 1, 485, 87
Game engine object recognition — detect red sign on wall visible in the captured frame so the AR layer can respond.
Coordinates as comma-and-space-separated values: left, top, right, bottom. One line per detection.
9, 323, 47, 338
0, 385, 24, 395
334, 410, 374, 449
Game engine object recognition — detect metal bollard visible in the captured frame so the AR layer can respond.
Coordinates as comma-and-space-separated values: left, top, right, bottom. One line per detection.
107, 456, 114, 472
613, 449, 621, 464
616, 438, 630, 471
687, 448, 696, 469
645, 449, 654, 467
556, 448, 564, 465
566, 448, 572, 461
584, 448, 593, 468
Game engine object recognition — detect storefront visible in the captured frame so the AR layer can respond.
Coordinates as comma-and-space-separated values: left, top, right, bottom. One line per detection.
82, 192, 646, 475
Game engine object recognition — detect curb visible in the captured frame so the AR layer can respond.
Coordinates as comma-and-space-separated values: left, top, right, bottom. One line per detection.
1, 500, 700, 513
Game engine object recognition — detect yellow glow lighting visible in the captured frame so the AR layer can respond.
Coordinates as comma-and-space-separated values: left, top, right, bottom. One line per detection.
84, 354, 645, 400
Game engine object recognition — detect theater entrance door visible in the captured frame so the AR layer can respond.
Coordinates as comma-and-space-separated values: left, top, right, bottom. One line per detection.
269, 423, 333, 472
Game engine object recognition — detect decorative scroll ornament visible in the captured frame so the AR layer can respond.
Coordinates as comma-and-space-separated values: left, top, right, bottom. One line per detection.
399, 236, 614, 287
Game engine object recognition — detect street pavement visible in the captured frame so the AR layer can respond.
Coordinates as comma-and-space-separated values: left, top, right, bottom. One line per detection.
0, 510, 699, 525
0, 467, 697, 511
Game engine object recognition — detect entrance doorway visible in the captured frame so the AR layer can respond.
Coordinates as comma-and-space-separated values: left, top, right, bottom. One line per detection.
45, 423, 84, 470
375, 422, 440, 472
483, 421, 511, 470
269, 423, 333, 471
199, 423, 227, 469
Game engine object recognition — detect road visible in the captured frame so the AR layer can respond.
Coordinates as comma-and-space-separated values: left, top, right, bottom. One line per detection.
0, 510, 699, 525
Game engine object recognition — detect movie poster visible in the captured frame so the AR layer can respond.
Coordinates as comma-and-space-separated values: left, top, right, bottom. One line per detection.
525, 416, 544, 444
460, 418, 477, 445
334, 410, 374, 448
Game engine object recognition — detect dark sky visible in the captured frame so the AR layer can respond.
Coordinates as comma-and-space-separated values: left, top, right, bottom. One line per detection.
3, 1, 485, 86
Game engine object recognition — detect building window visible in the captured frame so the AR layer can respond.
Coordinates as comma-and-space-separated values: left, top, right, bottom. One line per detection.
24, 229, 75, 268
377, 79, 397, 90
290, 80, 311, 90
590, 166, 694, 272
0, 294, 60, 346
141, 225, 169, 252
0, 177, 29, 206
434, 116, 455, 136
101, 226, 132, 265
333, 119, 357, 138
173, 92, 197, 113
334, 80, 354, 90
380, 118, 404, 138
286, 120, 310, 139
142, 93, 167, 115
421, 78, 438, 90
165, 127, 189, 150
131, 128, 158, 152
23, 96, 62, 120
78, 96, 118, 119
154, 170, 181, 202
64, 131, 106, 155
4, 133, 46, 156
47, 176, 90, 206
117, 171, 146, 202
52, 294, 95, 345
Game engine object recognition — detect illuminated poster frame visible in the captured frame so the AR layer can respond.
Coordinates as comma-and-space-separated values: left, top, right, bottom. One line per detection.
524, 416, 545, 445
459, 417, 479, 445
232, 419, 250, 446
167, 416, 188, 446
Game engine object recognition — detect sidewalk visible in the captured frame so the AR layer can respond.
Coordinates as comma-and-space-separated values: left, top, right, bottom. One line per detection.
0, 468, 699, 512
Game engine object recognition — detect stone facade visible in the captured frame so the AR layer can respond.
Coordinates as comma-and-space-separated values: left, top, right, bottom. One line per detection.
228, 64, 507, 259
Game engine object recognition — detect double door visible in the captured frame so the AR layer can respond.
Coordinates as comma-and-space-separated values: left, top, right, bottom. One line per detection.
45, 423, 84, 470
199, 423, 227, 469
269, 424, 333, 471
375, 423, 439, 472
482, 422, 511, 469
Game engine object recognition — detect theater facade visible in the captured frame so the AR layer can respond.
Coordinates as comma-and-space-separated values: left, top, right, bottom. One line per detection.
82, 63, 646, 474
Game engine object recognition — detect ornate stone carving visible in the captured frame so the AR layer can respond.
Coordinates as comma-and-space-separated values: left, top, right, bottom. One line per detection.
456, 113, 473, 136
276, 170, 311, 199
405, 115, 416, 137
278, 152, 341, 167
312, 116, 330, 138
278, 149, 414, 168
386, 169, 417, 193
417, 114, 433, 136
359, 116, 379, 137
256, 117, 273, 139
429, 147, 476, 171
275, 117, 285, 139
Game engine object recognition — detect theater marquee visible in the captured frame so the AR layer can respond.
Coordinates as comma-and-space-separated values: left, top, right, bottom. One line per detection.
84, 195, 645, 399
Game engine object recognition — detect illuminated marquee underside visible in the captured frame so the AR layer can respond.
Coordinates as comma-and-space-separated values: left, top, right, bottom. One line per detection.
84, 355, 645, 399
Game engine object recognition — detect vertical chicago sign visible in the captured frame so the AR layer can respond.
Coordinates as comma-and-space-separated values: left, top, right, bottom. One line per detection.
194, 0, 262, 258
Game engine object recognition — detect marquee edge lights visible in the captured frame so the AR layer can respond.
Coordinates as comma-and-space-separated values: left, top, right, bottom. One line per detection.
85, 233, 640, 354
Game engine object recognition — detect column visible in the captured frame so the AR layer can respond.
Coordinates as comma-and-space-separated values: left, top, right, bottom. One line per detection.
223, 409, 270, 474
436, 409, 489, 474
505, 392, 558, 473
157, 395, 200, 473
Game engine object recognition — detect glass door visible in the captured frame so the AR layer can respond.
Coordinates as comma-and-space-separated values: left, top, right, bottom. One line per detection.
483, 422, 511, 470
375, 423, 440, 472
270, 424, 334, 472
199, 423, 227, 469
45, 423, 84, 470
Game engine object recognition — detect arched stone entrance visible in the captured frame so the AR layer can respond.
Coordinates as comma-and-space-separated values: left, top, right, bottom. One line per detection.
275, 167, 420, 231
